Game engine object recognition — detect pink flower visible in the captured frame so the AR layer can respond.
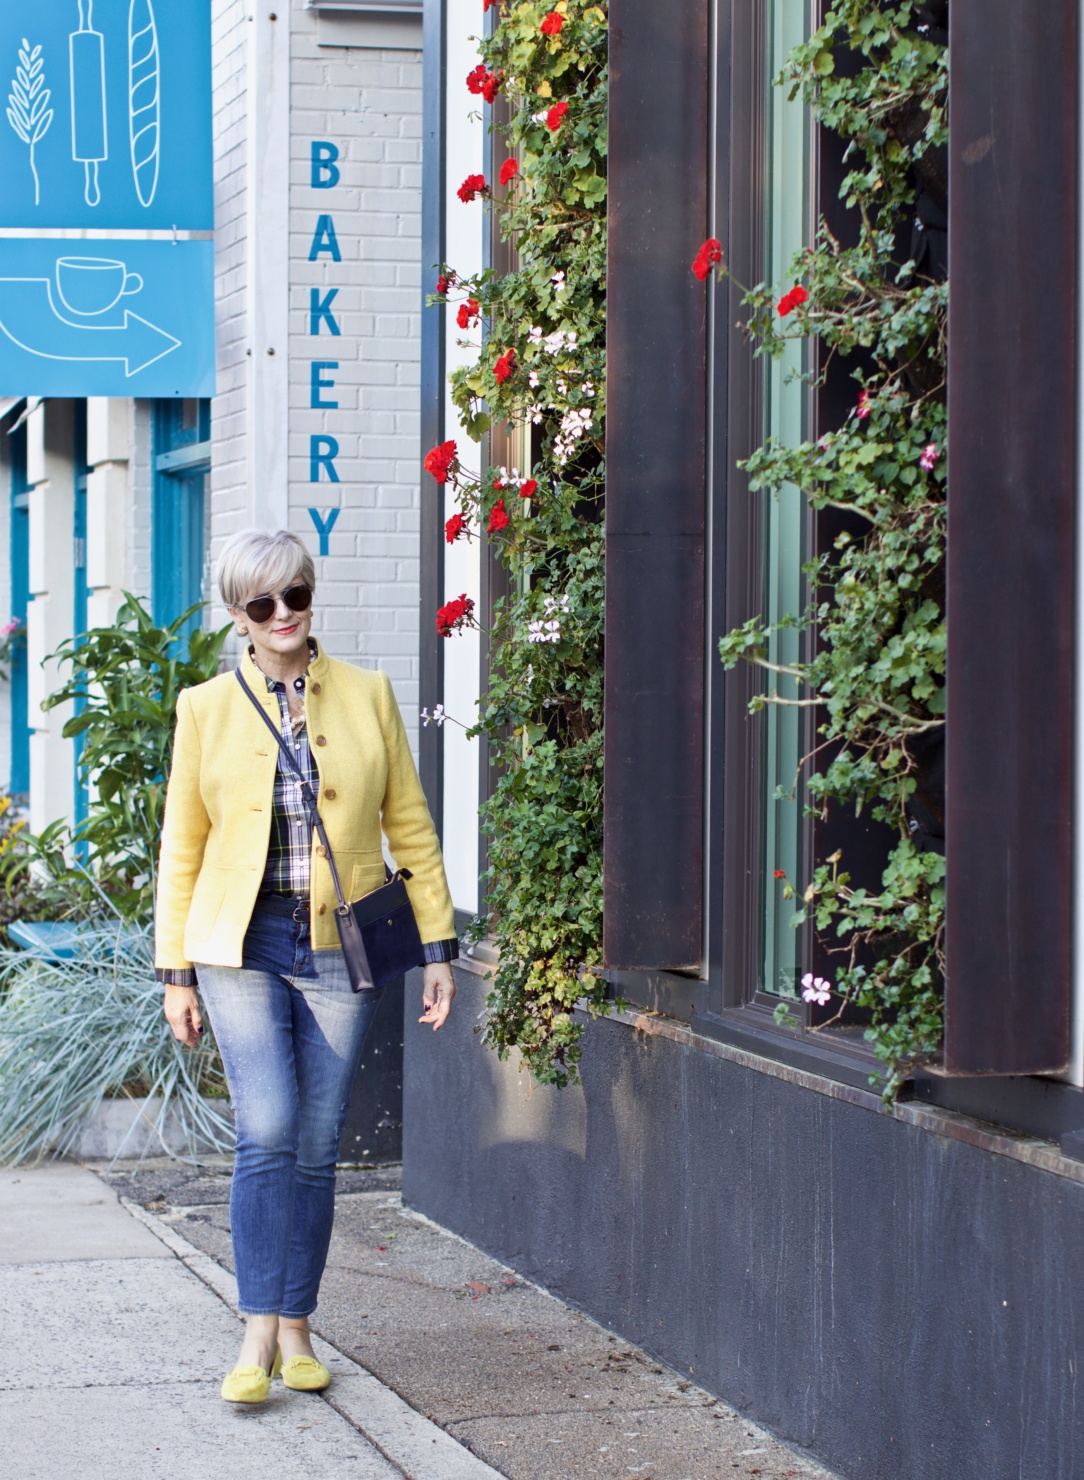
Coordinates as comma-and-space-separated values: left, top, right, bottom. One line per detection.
801, 973, 832, 1007
919, 443, 941, 471
856, 390, 871, 420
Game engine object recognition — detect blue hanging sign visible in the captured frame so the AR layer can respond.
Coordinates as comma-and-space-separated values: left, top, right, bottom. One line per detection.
0, 0, 212, 230
0, 238, 215, 396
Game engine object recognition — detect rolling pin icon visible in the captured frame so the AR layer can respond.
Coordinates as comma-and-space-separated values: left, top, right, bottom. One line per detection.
70, 0, 107, 207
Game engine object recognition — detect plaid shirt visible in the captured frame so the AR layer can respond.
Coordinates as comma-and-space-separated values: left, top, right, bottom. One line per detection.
156, 645, 457, 985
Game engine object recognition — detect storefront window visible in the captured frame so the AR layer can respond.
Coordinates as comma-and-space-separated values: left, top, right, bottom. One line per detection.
759, 0, 811, 1000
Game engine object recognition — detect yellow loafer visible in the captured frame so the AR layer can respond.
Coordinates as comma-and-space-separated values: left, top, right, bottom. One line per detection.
281, 1354, 331, 1391
221, 1346, 282, 1403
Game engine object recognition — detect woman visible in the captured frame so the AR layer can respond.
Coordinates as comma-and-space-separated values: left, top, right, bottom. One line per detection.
156, 528, 457, 1404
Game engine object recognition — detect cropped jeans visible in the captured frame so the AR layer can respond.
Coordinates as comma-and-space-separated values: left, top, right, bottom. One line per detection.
196, 897, 382, 1318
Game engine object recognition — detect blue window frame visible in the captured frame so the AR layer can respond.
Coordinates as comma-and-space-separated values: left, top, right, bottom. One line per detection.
152, 399, 210, 633
8, 418, 30, 798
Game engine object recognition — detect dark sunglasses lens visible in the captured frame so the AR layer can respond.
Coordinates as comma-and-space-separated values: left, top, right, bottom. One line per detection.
244, 595, 276, 624
283, 584, 313, 614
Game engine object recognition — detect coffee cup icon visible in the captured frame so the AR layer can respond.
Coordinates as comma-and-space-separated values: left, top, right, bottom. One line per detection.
55, 257, 145, 317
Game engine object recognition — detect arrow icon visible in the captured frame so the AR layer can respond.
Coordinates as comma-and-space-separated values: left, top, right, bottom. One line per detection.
0, 276, 180, 375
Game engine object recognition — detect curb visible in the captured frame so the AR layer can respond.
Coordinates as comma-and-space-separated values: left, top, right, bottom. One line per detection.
119, 1195, 502, 1480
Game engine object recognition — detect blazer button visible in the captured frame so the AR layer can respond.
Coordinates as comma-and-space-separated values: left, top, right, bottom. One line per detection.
318, 903, 327, 915
315, 735, 327, 746
315, 844, 327, 858
324, 788, 336, 800
311, 682, 321, 694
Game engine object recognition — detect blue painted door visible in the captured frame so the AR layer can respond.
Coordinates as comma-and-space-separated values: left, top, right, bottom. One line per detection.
152, 398, 209, 633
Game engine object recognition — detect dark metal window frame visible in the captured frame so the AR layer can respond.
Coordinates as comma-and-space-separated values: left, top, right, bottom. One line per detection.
606, 0, 1084, 1133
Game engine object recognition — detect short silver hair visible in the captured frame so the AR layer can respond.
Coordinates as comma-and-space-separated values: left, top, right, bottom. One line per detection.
216, 529, 317, 609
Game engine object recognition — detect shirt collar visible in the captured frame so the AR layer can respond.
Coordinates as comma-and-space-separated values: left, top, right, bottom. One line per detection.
249, 638, 319, 694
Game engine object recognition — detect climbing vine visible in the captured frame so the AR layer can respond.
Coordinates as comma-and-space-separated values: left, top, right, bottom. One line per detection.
710, 1, 948, 1095
425, 0, 608, 1085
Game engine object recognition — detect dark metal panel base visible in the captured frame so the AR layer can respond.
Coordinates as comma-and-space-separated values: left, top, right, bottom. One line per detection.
405, 967, 1084, 1480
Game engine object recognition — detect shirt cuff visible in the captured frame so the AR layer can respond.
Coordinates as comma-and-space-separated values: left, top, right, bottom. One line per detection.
156, 967, 198, 988
421, 938, 459, 965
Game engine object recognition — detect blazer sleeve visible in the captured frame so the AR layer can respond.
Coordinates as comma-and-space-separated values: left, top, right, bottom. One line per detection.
154, 689, 210, 971
376, 670, 456, 944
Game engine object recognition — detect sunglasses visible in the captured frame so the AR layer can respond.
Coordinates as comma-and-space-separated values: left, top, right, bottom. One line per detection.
242, 584, 313, 626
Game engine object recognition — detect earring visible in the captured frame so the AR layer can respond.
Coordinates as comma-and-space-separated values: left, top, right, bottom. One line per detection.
236, 626, 249, 637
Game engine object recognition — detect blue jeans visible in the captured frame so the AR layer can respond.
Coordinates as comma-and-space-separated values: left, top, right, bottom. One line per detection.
195, 898, 382, 1317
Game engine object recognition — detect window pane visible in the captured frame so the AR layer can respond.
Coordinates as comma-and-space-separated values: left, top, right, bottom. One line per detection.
759, 0, 810, 1000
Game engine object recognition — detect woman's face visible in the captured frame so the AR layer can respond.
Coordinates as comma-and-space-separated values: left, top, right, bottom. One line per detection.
232, 574, 314, 670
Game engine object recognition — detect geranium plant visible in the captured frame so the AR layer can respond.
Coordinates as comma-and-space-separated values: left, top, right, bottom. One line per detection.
425, 0, 609, 1086
708, 0, 949, 1096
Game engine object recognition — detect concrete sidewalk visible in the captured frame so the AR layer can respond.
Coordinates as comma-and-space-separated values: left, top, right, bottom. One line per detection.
0, 1164, 498, 1480
97, 1160, 839, 1480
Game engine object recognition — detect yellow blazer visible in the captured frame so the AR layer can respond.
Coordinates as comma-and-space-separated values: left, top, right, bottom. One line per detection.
154, 644, 455, 970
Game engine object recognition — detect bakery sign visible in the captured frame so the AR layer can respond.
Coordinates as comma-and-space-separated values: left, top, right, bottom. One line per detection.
0, 0, 214, 396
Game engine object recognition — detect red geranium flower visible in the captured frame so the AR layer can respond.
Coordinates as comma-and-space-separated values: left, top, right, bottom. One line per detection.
499, 157, 519, 186
777, 284, 809, 317
435, 273, 451, 296
456, 298, 481, 329
483, 0, 499, 10
519, 478, 538, 500
457, 173, 488, 203
487, 499, 510, 534
467, 65, 502, 103
423, 440, 458, 484
436, 594, 475, 638
545, 100, 569, 132
691, 237, 723, 281
773, 870, 786, 879
445, 514, 467, 545
540, 12, 564, 35
494, 348, 516, 384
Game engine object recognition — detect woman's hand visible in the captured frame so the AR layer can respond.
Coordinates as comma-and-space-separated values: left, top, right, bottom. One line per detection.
419, 962, 456, 1031
163, 985, 204, 1048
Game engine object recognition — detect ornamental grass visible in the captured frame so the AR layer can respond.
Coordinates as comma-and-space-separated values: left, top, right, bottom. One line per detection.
0, 912, 231, 1166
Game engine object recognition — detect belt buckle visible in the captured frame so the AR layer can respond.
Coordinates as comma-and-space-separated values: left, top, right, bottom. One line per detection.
291, 899, 308, 924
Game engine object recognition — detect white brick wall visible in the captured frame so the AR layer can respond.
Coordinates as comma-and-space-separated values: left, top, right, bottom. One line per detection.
289, 7, 423, 753
207, 1, 424, 754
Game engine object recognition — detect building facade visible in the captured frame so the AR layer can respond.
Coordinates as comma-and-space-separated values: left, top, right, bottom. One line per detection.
403, 3, 1084, 1478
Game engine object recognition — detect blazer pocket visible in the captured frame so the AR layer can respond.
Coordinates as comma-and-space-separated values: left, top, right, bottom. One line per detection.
349, 859, 387, 902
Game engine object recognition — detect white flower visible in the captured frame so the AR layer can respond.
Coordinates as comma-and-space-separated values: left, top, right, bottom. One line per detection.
420, 703, 447, 729
551, 270, 566, 292
527, 618, 561, 645
528, 325, 544, 345
528, 370, 540, 388
801, 973, 832, 1006
527, 402, 544, 424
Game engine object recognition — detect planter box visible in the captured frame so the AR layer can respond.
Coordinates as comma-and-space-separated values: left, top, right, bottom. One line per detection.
70, 1096, 233, 1161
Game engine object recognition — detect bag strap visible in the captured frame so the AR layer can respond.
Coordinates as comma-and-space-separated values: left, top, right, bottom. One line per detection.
235, 668, 351, 916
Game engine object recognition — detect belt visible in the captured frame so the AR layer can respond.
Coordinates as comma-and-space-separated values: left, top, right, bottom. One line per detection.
254, 892, 310, 922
